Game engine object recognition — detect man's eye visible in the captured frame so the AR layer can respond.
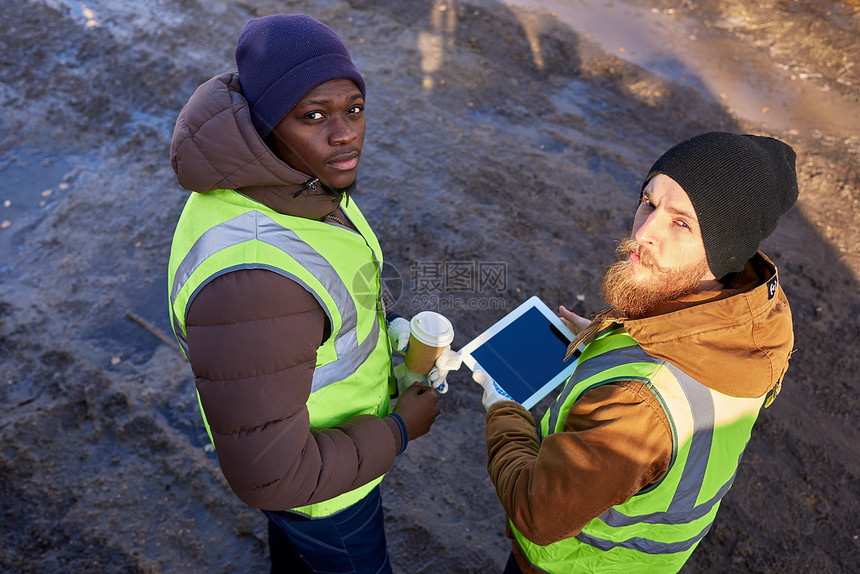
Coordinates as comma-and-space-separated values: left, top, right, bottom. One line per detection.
348, 105, 364, 115
676, 220, 690, 229
304, 111, 325, 120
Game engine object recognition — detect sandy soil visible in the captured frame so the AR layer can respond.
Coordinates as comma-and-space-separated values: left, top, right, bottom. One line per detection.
1, 0, 858, 572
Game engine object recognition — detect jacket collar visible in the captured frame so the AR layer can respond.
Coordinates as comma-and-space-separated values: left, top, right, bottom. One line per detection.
567, 253, 794, 399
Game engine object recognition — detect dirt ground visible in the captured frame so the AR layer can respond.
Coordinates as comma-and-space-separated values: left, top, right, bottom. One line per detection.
1, 0, 858, 572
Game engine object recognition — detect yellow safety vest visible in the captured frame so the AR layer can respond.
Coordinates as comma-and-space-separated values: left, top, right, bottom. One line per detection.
168, 188, 392, 517
512, 326, 764, 573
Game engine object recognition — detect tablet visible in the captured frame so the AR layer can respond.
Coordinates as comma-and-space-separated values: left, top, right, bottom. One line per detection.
460, 296, 580, 409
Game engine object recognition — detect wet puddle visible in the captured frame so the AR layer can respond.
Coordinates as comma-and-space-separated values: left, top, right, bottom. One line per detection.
0, 152, 75, 268
64, 0, 102, 27
503, 0, 859, 139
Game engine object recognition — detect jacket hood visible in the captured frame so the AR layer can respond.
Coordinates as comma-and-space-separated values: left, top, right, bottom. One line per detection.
567, 252, 794, 399
625, 252, 793, 398
169, 72, 310, 194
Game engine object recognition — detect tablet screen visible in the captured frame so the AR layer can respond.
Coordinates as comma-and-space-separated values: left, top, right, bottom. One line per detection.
469, 306, 574, 405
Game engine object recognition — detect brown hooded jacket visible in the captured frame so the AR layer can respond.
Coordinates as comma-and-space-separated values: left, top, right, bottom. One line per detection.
169, 73, 404, 511
486, 253, 793, 572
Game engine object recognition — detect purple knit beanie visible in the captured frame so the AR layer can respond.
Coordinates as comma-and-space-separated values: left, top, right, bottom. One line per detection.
235, 14, 366, 139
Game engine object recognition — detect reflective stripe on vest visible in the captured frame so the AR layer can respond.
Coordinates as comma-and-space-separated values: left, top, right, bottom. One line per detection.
170, 209, 379, 391
513, 327, 763, 573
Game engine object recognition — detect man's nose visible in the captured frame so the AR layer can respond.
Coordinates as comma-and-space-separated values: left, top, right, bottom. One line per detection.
329, 118, 357, 145
633, 212, 659, 245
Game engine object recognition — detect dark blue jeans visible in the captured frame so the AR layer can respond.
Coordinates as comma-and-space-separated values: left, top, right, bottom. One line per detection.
262, 487, 392, 574
503, 551, 524, 574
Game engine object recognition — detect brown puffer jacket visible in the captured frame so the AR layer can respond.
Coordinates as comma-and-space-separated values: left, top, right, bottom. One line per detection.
170, 72, 403, 511
485, 253, 794, 573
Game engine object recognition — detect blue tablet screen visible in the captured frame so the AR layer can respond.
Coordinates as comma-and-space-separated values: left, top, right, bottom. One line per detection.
470, 307, 574, 404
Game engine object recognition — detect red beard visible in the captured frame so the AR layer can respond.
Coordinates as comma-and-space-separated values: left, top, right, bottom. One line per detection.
601, 238, 710, 317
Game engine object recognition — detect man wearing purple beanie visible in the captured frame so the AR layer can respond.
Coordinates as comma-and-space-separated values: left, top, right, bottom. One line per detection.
167, 14, 440, 573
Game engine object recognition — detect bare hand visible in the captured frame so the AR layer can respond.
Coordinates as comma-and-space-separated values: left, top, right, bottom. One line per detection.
559, 305, 591, 335
392, 383, 440, 441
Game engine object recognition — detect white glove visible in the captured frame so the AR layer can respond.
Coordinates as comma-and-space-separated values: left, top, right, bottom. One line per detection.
472, 368, 514, 411
426, 346, 462, 394
393, 361, 426, 395
387, 316, 411, 354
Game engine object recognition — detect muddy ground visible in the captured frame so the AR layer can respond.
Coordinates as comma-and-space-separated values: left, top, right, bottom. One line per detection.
0, 0, 858, 572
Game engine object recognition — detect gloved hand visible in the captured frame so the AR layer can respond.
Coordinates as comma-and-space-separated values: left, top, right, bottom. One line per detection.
426, 346, 462, 394
386, 316, 411, 354
472, 368, 515, 411
393, 361, 426, 395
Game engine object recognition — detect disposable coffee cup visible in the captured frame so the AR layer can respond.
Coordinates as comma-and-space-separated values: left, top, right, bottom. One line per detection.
404, 311, 455, 375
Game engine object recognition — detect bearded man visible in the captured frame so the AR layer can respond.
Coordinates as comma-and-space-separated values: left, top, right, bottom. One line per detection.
475, 132, 798, 574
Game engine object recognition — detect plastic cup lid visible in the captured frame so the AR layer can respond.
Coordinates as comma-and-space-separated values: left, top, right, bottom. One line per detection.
409, 311, 454, 347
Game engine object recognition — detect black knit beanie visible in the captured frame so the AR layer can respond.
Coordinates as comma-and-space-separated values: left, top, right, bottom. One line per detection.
235, 14, 366, 139
642, 132, 798, 279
